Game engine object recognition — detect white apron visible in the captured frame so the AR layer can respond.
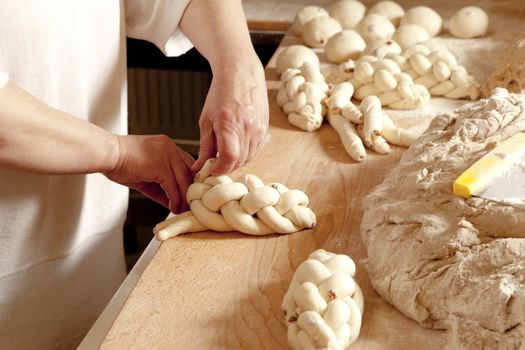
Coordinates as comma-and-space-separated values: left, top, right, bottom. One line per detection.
0, 1, 191, 348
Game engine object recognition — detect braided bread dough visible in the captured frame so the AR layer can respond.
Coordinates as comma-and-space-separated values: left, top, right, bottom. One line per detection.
363, 38, 402, 58
361, 88, 525, 349
277, 63, 329, 132
385, 44, 480, 100
481, 35, 525, 98
332, 55, 430, 109
276, 45, 320, 75
282, 249, 364, 350
325, 84, 419, 162
154, 159, 316, 240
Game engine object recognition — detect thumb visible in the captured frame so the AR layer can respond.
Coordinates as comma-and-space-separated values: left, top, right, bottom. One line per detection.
191, 127, 217, 174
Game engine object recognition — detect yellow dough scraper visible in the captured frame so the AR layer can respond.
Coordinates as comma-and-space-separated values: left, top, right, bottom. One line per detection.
453, 132, 525, 206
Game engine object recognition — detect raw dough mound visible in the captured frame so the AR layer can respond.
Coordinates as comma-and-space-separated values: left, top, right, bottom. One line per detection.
302, 16, 342, 48
361, 88, 525, 349
356, 14, 396, 43
324, 30, 366, 63
481, 35, 525, 98
276, 45, 320, 75
282, 249, 364, 350
368, 1, 405, 27
400, 6, 442, 37
154, 159, 316, 240
292, 6, 330, 37
448, 6, 489, 39
392, 24, 431, 50
330, 0, 366, 29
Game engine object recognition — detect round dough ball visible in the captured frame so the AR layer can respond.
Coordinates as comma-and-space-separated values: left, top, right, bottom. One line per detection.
392, 24, 431, 49
400, 6, 442, 37
275, 45, 320, 74
448, 6, 489, 39
363, 38, 402, 58
292, 6, 330, 36
356, 14, 396, 43
330, 0, 366, 29
302, 16, 342, 48
368, 1, 405, 27
324, 30, 366, 63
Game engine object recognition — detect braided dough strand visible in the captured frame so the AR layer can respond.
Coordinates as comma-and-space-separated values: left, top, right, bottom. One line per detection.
154, 159, 316, 240
283, 249, 364, 350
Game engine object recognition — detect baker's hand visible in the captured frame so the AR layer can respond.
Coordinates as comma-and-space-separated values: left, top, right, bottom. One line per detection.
104, 134, 194, 213
192, 58, 269, 175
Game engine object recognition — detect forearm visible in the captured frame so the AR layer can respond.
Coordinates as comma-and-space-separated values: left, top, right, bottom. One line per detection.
180, 0, 261, 74
0, 81, 119, 175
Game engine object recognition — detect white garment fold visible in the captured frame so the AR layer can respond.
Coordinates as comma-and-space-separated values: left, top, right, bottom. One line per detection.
0, 0, 193, 348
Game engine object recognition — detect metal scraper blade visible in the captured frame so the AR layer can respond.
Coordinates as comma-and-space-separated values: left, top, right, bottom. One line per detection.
473, 156, 525, 208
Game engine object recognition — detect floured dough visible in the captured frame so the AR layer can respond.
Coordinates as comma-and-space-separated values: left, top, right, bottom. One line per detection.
481, 35, 525, 97
282, 249, 364, 350
330, 0, 366, 29
368, 1, 405, 27
392, 24, 431, 50
448, 6, 489, 39
324, 30, 366, 64
154, 158, 316, 240
276, 45, 320, 75
302, 16, 342, 48
292, 6, 330, 37
356, 14, 395, 43
400, 6, 442, 37
361, 88, 525, 349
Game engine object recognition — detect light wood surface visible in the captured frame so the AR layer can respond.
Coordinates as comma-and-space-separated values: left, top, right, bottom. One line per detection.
99, 38, 450, 350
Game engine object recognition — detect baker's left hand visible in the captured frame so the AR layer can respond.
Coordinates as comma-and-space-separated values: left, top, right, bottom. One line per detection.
192, 57, 269, 175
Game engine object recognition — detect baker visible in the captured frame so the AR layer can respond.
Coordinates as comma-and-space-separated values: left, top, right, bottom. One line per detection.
0, 1, 268, 348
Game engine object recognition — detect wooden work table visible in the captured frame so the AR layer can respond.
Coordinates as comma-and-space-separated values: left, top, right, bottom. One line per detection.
89, 32, 452, 348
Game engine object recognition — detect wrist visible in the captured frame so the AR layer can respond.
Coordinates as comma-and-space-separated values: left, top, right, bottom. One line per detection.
103, 134, 125, 175
211, 51, 264, 78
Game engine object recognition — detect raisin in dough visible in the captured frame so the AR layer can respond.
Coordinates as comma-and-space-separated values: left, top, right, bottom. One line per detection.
361, 88, 525, 349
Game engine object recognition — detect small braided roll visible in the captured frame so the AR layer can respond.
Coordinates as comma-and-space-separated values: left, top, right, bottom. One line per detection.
332, 55, 430, 110
154, 159, 316, 240
282, 249, 364, 350
385, 44, 480, 100
277, 63, 329, 132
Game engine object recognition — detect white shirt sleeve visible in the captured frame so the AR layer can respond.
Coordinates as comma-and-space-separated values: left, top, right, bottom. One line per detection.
124, 0, 193, 57
0, 71, 8, 89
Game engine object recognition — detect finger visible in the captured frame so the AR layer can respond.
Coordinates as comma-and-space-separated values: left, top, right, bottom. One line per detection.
134, 182, 170, 210
152, 160, 182, 213
171, 159, 193, 212
213, 129, 240, 175
176, 146, 196, 171
191, 123, 217, 174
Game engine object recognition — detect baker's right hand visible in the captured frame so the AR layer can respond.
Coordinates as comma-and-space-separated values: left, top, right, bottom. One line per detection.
104, 134, 194, 213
